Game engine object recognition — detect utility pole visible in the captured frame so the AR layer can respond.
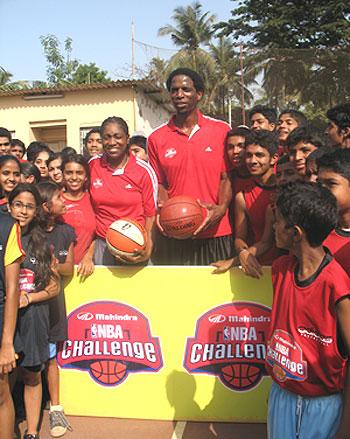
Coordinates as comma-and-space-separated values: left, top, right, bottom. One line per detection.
131, 20, 137, 133
131, 20, 135, 79
228, 99, 232, 127
239, 44, 246, 125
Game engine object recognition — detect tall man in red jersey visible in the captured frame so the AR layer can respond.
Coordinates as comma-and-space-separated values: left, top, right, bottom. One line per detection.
148, 68, 233, 265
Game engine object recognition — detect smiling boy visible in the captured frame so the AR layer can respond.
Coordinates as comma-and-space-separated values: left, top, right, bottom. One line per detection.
318, 149, 350, 275
249, 105, 277, 132
277, 110, 307, 153
326, 104, 350, 149
286, 125, 325, 178
233, 130, 279, 265
0, 128, 12, 157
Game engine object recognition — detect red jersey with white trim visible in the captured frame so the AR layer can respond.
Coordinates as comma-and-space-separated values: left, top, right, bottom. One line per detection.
243, 182, 278, 265
62, 192, 96, 264
266, 253, 350, 397
324, 228, 350, 276
89, 153, 158, 239
148, 110, 232, 239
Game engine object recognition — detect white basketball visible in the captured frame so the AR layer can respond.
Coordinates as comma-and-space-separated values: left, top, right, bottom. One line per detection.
105, 218, 147, 259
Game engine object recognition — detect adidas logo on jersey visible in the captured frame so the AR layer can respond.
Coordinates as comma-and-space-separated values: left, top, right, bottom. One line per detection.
125, 184, 133, 189
205, 146, 213, 152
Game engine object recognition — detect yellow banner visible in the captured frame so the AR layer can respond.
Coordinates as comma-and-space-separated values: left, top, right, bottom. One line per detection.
59, 266, 273, 422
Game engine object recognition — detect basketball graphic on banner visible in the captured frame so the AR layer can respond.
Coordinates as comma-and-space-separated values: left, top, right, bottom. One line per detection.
220, 363, 263, 391
89, 360, 127, 385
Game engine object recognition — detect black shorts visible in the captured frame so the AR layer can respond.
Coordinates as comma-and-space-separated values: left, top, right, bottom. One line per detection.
151, 232, 234, 265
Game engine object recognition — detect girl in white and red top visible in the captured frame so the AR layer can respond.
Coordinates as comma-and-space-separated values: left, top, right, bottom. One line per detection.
89, 116, 157, 265
61, 154, 96, 278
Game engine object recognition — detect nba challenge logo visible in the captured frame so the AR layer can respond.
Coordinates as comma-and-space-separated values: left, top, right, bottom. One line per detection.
57, 301, 163, 386
184, 302, 271, 391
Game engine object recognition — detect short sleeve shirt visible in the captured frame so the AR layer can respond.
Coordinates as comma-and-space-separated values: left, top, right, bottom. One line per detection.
89, 153, 158, 239
147, 110, 232, 239
62, 192, 96, 264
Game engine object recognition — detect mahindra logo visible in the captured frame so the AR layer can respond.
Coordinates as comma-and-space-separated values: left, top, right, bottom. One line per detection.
77, 312, 94, 321
208, 314, 226, 323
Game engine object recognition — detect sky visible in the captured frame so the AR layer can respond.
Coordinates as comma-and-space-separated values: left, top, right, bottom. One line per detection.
0, 0, 237, 82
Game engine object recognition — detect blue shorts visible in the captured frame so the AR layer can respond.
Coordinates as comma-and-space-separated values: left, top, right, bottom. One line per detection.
49, 342, 57, 360
268, 382, 342, 439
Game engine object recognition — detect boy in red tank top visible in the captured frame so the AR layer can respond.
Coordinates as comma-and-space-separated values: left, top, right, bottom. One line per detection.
212, 130, 279, 275
234, 130, 279, 266
318, 148, 350, 276
267, 182, 350, 439
226, 127, 254, 197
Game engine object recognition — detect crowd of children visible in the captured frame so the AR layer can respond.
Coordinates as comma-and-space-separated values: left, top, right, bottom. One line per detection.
0, 77, 350, 438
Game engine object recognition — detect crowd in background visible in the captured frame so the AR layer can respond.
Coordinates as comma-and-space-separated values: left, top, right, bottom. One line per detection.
0, 66, 350, 439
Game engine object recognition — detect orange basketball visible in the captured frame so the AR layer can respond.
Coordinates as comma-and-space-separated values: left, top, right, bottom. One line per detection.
159, 196, 205, 239
89, 360, 127, 385
106, 218, 147, 258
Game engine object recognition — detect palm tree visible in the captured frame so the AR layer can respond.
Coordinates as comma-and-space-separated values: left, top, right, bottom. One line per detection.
208, 38, 255, 116
146, 57, 168, 87
0, 66, 13, 87
158, 1, 216, 71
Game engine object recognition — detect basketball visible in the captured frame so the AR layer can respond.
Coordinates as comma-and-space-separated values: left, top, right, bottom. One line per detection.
106, 218, 147, 258
220, 363, 262, 391
159, 196, 205, 239
273, 364, 287, 382
89, 360, 127, 385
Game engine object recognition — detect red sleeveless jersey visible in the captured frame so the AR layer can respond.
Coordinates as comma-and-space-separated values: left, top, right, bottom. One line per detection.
324, 228, 350, 276
243, 183, 278, 265
266, 253, 350, 397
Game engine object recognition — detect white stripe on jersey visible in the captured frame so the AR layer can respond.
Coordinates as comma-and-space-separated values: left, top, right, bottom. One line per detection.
147, 122, 168, 138
88, 154, 102, 164
202, 114, 231, 129
135, 158, 159, 209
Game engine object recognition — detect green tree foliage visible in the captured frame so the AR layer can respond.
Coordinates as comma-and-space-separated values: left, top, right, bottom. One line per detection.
216, 0, 350, 48
146, 57, 168, 88
40, 35, 79, 84
40, 35, 109, 85
216, 0, 350, 115
72, 63, 110, 84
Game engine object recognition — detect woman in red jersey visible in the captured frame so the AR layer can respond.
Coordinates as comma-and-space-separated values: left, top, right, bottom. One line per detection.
61, 154, 96, 278
89, 117, 157, 265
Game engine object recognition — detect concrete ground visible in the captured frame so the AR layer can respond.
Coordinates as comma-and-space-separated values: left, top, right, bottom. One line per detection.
18, 413, 267, 439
